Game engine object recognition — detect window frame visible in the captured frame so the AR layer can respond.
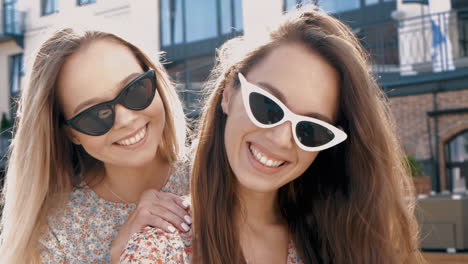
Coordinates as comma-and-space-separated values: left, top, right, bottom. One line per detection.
41, 0, 59, 16
445, 129, 468, 193
8, 53, 23, 121
77, 0, 96, 6
159, 0, 243, 47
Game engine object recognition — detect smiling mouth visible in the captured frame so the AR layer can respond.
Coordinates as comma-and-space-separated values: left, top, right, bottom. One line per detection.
115, 125, 147, 146
249, 143, 286, 168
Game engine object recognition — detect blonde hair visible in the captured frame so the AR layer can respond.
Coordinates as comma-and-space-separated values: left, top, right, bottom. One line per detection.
0, 27, 186, 263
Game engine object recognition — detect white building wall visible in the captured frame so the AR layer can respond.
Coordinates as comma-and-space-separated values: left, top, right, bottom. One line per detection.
19, 0, 136, 76
243, 0, 283, 38
129, 0, 160, 58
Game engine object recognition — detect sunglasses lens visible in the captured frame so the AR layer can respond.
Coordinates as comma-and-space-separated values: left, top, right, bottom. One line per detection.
249, 92, 284, 125
123, 77, 154, 110
73, 105, 114, 135
296, 121, 335, 148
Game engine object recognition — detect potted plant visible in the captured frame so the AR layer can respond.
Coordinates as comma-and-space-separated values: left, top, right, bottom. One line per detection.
405, 155, 431, 195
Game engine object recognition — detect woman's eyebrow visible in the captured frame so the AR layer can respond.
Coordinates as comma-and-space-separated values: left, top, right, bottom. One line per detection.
256, 81, 333, 124
72, 72, 141, 115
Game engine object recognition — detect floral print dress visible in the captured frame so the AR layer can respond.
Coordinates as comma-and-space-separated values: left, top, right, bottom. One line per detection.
38, 163, 190, 264
120, 226, 304, 264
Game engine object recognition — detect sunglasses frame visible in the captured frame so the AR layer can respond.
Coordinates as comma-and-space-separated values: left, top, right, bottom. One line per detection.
238, 73, 347, 152
65, 70, 157, 136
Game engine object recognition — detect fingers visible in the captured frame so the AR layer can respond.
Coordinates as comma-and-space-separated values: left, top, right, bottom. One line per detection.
175, 196, 191, 209
153, 198, 189, 220
155, 191, 191, 209
138, 190, 192, 232
150, 204, 191, 232
149, 214, 177, 233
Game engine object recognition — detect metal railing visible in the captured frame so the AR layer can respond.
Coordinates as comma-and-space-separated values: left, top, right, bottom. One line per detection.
0, 5, 25, 38
361, 7, 468, 84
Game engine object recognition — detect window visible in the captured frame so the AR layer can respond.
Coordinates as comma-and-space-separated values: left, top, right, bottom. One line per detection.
284, 0, 297, 10
161, 0, 184, 46
41, 0, 58, 16
221, 0, 243, 33
9, 54, 23, 96
9, 54, 23, 120
445, 130, 468, 193
185, 0, 217, 42
284, 0, 315, 11
160, 0, 244, 46
319, 0, 360, 13
77, 0, 96, 6
365, 0, 379, 5
365, 0, 396, 4
3, 0, 19, 35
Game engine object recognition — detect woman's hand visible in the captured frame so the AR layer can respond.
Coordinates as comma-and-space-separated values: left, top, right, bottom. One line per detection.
110, 190, 191, 263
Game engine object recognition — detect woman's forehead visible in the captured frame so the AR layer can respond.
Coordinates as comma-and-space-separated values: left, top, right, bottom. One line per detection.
57, 39, 142, 115
245, 43, 340, 122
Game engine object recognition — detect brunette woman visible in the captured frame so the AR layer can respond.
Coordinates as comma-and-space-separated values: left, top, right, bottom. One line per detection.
120, 5, 425, 264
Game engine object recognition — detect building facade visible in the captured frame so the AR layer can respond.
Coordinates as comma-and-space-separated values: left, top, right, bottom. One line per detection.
385, 0, 468, 193
0, 0, 467, 194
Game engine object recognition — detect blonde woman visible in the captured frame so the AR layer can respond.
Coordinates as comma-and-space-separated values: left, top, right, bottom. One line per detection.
0, 28, 191, 263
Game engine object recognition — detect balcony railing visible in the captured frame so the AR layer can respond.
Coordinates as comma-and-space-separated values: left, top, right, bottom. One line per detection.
0, 5, 25, 41
361, 7, 468, 87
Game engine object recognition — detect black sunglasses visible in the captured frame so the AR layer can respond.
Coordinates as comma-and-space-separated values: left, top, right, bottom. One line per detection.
65, 70, 157, 136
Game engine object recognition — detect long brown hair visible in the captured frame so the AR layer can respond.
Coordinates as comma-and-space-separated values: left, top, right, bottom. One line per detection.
191, 5, 425, 264
0, 27, 186, 263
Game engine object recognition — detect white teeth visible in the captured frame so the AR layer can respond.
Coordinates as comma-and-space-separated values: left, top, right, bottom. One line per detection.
249, 144, 285, 168
116, 126, 146, 146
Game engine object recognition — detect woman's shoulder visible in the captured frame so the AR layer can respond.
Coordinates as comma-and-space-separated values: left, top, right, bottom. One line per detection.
120, 226, 192, 264
55, 183, 133, 229
40, 183, 134, 262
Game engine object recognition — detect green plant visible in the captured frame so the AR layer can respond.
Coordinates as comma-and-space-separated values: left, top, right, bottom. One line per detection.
405, 155, 424, 177
1, 112, 12, 133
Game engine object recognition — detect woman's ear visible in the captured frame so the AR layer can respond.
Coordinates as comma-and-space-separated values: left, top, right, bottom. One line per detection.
221, 82, 234, 115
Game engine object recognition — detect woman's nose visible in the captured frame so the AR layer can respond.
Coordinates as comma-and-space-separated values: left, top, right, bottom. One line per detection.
112, 104, 138, 130
265, 121, 295, 150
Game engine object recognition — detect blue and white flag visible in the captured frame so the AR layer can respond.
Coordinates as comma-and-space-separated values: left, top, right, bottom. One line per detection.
429, 0, 455, 72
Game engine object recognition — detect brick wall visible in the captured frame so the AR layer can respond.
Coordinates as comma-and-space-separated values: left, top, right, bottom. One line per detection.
389, 89, 468, 191
389, 93, 433, 159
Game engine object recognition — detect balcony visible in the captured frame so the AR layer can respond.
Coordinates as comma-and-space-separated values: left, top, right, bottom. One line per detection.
362, 7, 468, 93
0, 4, 25, 46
